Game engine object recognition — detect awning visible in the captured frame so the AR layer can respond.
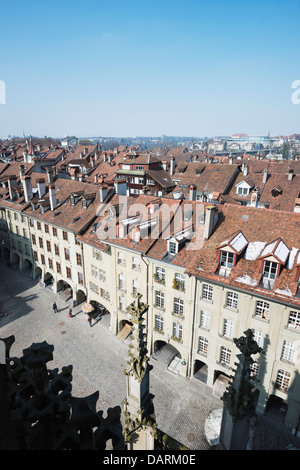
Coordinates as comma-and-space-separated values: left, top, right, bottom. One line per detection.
81, 302, 95, 313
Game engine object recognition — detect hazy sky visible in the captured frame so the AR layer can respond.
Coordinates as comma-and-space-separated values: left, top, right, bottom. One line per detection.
0, 0, 300, 138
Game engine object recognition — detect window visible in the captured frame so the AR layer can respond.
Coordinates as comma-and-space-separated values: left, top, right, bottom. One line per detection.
99, 269, 106, 282
90, 281, 99, 294
198, 336, 208, 356
174, 273, 185, 290
253, 329, 265, 349
255, 300, 269, 320
202, 284, 213, 301
64, 248, 70, 261
263, 260, 277, 280
14, 213, 18, 221
39, 237, 43, 249
29, 219, 34, 227
237, 186, 249, 196
15, 226, 19, 235
31, 234, 36, 245
155, 315, 164, 332
174, 297, 184, 316
56, 262, 61, 274
287, 311, 300, 330
33, 251, 38, 261
54, 244, 59, 256
223, 319, 235, 338
155, 266, 165, 283
44, 224, 49, 233
155, 290, 164, 308
168, 241, 177, 255
92, 248, 101, 260
18, 241, 22, 252
52, 227, 57, 236
37, 221, 41, 230
200, 310, 210, 330
132, 256, 140, 271
76, 253, 82, 266
226, 292, 238, 310
250, 361, 260, 379
41, 254, 45, 265
220, 251, 234, 268
91, 265, 98, 278
63, 231, 68, 241
21, 215, 25, 223
275, 369, 290, 393
23, 228, 27, 238
78, 272, 84, 285
66, 267, 72, 279
117, 252, 125, 265
118, 274, 125, 290
119, 296, 126, 311
172, 322, 182, 341
48, 258, 53, 269
46, 240, 51, 252
100, 288, 110, 301
281, 340, 297, 364
220, 346, 231, 365
133, 279, 140, 295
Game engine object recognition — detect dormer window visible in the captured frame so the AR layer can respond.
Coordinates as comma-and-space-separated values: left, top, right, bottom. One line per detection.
220, 251, 234, 269
168, 240, 178, 255
258, 238, 290, 289
262, 260, 278, 280
237, 187, 249, 196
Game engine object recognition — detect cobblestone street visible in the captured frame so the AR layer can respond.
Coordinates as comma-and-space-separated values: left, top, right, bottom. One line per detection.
1, 264, 300, 451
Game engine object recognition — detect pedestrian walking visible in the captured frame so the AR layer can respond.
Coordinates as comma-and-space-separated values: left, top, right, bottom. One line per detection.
88, 316, 92, 327
68, 307, 72, 317
52, 302, 58, 313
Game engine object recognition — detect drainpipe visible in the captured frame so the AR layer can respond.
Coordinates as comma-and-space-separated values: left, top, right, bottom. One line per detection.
188, 274, 198, 378
141, 254, 150, 351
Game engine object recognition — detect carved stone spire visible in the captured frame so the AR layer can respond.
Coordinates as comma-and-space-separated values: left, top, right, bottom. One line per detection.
121, 294, 157, 449
219, 329, 263, 450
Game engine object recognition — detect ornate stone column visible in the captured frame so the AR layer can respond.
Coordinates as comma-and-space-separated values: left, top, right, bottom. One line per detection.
121, 294, 157, 450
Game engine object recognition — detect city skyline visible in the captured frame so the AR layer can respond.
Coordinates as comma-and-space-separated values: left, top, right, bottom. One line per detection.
0, 0, 300, 137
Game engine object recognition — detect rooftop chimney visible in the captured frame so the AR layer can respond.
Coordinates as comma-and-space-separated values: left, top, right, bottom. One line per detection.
22, 176, 33, 202
19, 164, 25, 180
288, 168, 294, 181
99, 185, 108, 203
189, 184, 197, 201
204, 204, 217, 240
262, 168, 268, 184
36, 178, 46, 198
46, 167, 54, 185
49, 185, 57, 211
170, 157, 175, 176
242, 163, 248, 177
7, 176, 17, 200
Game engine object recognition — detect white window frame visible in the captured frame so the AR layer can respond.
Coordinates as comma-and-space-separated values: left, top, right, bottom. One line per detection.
287, 310, 300, 330
117, 252, 125, 265
220, 251, 234, 268
263, 260, 277, 280
223, 319, 235, 339
275, 369, 291, 393
155, 290, 164, 308
198, 336, 208, 356
281, 340, 297, 364
226, 291, 238, 310
172, 322, 182, 341
200, 310, 210, 330
174, 297, 184, 316
220, 346, 231, 365
202, 283, 213, 301
255, 300, 270, 320
155, 314, 164, 332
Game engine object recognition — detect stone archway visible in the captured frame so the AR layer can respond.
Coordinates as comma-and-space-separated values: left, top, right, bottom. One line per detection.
22, 259, 33, 277
213, 370, 231, 398
117, 319, 133, 341
11, 253, 20, 270
193, 360, 208, 383
76, 289, 86, 305
265, 395, 287, 423
89, 300, 111, 328
57, 280, 73, 302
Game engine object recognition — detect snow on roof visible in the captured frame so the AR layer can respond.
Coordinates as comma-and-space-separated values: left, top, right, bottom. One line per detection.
235, 274, 258, 286
287, 247, 299, 270
230, 231, 248, 253
244, 241, 266, 260
218, 231, 248, 253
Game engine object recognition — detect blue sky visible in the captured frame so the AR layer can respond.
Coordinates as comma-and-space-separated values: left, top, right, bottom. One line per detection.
0, 0, 300, 137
